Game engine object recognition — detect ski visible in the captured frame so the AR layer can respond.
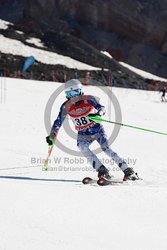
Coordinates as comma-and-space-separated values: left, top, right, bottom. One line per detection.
82, 177, 124, 186
82, 177, 96, 185
97, 177, 124, 186
82, 176, 143, 186
97, 176, 143, 186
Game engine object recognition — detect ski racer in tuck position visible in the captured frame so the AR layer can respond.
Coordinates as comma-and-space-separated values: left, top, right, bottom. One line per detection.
46, 79, 138, 181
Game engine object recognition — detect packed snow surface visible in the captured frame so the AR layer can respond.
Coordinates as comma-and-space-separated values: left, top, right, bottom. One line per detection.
0, 77, 167, 250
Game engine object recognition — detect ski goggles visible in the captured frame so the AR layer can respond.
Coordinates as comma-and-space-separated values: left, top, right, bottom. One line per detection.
65, 89, 81, 99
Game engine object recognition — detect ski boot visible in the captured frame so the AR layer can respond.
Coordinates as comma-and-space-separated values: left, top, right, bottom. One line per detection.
97, 165, 112, 180
123, 167, 139, 181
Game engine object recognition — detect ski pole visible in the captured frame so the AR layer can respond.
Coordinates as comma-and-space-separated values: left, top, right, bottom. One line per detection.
44, 145, 54, 171
88, 115, 167, 136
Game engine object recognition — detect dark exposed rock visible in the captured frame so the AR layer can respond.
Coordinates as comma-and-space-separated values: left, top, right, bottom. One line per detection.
1, 0, 167, 79
22, 0, 167, 78
1, 50, 166, 93
0, 0, 24, 22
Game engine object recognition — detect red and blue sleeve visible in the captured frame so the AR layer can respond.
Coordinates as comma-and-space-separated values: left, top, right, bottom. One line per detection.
50, 103, 67, 135
87, 95, 106, 116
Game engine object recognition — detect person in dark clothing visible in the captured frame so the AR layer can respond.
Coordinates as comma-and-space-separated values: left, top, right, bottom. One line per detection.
160, 87, 167, 102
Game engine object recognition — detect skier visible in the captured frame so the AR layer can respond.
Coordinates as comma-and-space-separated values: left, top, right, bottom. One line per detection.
160, 87, 167, 102
46, 79, 138, 181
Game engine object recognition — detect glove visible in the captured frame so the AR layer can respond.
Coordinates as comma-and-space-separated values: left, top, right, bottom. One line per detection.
87, 113, 102, 123
88, 110, 104, 118
87, 113, 98, 118
46, 134, 55, 146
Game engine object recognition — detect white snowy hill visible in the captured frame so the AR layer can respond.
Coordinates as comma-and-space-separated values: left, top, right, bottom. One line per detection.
0, 19, 100, 71
0, 77, 167, 250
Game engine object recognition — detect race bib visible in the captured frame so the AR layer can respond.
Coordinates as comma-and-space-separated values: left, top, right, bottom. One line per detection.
71, 116, 95, 131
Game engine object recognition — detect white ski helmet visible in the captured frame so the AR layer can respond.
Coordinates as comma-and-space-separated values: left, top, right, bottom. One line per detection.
65, 79, 82, 99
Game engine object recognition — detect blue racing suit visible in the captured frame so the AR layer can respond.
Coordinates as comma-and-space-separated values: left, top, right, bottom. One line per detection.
51, 95, 128, 171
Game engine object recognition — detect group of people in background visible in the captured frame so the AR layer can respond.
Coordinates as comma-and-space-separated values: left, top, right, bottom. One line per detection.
0, 68, 167, 102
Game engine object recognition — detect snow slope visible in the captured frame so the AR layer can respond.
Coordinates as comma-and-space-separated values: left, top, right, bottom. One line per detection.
0, 77, 167, 250
0, 19, 100, 71
0, 34, 101, 70
101, 50, 167, 82
120, 61, 167, 82
0, 19, 12, 30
